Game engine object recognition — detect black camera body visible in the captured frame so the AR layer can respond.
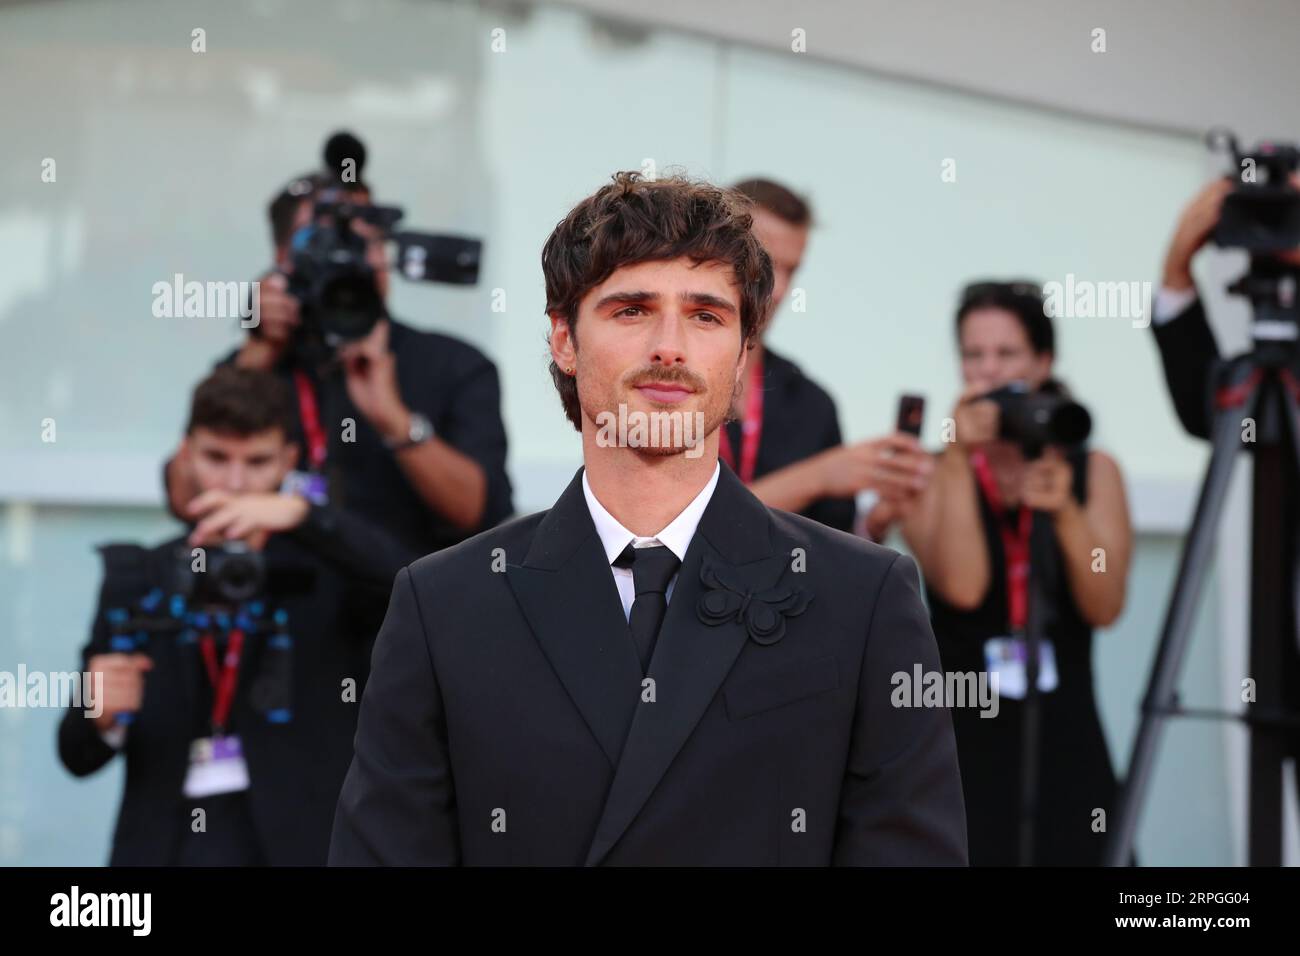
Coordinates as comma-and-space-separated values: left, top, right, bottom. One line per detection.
173, 541, 267, 608
287, 198, 482, 348
981, 382, 1091, 457
1209, 129, 1300, 253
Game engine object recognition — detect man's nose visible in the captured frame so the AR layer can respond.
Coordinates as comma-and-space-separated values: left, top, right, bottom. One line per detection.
225, 465, 247, 493
648, 312, 688, 366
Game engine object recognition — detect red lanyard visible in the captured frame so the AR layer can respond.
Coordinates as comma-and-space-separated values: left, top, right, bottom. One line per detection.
719, 352, 764, 484
970, 451, 1032, 634
199, 629, 245, 735
292, 369, 327, 471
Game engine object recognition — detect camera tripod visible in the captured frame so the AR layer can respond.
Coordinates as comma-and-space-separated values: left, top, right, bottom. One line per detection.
1105, 268, 1300, 866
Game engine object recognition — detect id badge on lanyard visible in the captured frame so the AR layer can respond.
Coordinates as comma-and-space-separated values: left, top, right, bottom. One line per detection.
971, 451, 1058, 700
182, 629, 251, 798
284, 369, 329, 505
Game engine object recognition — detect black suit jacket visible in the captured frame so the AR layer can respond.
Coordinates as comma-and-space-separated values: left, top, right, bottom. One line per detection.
1151, 295, 1221, 440
330, 460, 967, 865
58, 507, 414, 866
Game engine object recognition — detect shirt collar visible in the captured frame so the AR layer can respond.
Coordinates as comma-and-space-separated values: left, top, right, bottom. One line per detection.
582, 461, 720, 566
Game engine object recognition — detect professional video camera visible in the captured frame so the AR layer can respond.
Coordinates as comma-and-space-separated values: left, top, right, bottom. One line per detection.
1208, 128, 1300, 253
980, 382, 1092, 457
171, 541, 266, 608
287, 132, 483, 347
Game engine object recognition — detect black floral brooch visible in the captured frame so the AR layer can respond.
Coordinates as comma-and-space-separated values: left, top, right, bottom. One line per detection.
695, 556, 813, 645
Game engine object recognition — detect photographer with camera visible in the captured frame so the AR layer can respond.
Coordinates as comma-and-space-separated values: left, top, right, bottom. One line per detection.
164, 133, 513, 557
893, 281, 1133, 866
59, 367, 414, 865
1153, 162, 1300, 438
1128, 138, 1300, 863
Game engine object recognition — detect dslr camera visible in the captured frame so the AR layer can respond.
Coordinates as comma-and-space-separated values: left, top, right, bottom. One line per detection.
172, 541, 266, 608
980, 382, 1092, 457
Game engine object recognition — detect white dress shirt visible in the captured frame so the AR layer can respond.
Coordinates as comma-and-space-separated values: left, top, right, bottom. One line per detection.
582, 462, 721, 621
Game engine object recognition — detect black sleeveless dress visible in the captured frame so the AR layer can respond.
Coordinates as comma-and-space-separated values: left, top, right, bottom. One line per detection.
926, 450, 1121, 866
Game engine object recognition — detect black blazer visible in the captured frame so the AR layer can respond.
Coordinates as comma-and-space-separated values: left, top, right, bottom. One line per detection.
1151, 295, 1221, 440
330, 460, 967, 866
58, 507, 414, 866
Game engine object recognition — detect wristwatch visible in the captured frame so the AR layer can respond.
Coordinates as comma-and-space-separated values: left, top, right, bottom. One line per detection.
385, 411, 435, 451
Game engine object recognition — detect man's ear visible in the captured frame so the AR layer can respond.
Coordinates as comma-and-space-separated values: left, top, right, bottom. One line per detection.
549, 312, 576, 369
734, 341, 749, 392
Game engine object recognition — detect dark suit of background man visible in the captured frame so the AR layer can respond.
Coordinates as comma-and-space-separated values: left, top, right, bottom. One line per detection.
164, 134, 513, 558
60, 368, 414, 865
330, 171, 967, 866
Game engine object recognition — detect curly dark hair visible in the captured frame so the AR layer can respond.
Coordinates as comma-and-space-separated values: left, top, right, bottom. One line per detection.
542, 171, 774, 430
186, 366, 296, 439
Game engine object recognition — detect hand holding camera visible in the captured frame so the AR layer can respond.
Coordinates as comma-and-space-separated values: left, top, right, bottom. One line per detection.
235, 273, 301, 372
87, 652, 153, 733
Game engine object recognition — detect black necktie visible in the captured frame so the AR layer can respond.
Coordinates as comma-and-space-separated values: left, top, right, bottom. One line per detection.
613, 543, 681, 672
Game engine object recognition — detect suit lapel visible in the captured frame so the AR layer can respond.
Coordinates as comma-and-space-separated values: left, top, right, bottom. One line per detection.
584, 461, 787, 866
505, 468, 644, 767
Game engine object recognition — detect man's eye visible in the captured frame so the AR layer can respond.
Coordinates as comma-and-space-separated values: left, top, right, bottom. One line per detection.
615, 306, 644, 317
695, 312, 721, 324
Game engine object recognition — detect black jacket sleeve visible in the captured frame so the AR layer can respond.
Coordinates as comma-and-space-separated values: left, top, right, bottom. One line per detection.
434, 350, 514, 532
290, 504, 416, 594
832, 553, 969, 865
329, 566, 460, 864
801, 389, 856, 533
57, 555, 135, 778
1152, 294, 1220, 441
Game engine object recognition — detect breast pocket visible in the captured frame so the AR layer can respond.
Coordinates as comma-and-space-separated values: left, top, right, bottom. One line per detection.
723, 655, 840, 721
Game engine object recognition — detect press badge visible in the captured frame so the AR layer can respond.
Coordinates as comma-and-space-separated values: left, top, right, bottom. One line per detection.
983, 636, 1059, 700
182, 735, 251, 798
281, 470, 328, 506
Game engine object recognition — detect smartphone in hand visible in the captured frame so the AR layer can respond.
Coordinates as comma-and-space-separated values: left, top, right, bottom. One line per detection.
896, 394, 926, 437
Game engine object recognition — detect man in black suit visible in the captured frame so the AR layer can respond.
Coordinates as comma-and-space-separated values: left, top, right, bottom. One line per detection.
329, 171, 967, 866
59, 367, 413, 865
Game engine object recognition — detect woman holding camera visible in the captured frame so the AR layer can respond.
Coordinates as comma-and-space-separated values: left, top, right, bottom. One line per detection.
899, 281, 1133, 866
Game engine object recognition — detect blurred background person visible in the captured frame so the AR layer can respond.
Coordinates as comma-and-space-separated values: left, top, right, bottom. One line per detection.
1150, 172, 1300, 437
895, 281, 1133, 865
59, 367, 414, 865
164, 134, 514, 557
726, 178, 932, 540
1151, 173, 1300, 827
